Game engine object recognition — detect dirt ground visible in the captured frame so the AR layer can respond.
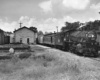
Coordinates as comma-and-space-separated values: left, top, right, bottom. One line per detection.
0, 45, 100, 80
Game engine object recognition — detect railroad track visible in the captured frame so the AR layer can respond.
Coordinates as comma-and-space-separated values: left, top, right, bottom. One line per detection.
91, 57, 100, 61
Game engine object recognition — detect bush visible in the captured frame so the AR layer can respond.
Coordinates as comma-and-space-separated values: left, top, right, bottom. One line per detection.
18, 52, 31, 59
0, 55, 11, 60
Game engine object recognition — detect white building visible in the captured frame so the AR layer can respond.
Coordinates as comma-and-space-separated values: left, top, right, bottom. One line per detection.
10, 33, 14, 43
14, 27, 37, 44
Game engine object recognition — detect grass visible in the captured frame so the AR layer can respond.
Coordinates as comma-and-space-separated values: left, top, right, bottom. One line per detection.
0, 47, 100, 80
0, 44, 30, 52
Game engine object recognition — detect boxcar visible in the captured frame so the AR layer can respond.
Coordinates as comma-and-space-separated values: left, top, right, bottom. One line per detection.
43, 33, 55, 47
54, 32, 65, 49
42, 29, 75, 50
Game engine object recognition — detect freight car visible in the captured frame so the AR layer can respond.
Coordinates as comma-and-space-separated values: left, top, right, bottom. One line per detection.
43, 33, 55, 47
38, 29, 100, 57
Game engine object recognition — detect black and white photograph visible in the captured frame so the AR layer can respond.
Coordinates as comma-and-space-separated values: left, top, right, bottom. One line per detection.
0, 0, 100, 80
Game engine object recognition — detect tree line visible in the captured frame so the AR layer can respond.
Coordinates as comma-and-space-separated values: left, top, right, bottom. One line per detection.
61, 20, 100, 32
38, 20, 100, 35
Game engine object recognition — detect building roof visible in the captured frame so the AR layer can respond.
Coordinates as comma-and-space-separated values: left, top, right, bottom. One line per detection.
0, 29, 4, 33
14, 26, 36, 33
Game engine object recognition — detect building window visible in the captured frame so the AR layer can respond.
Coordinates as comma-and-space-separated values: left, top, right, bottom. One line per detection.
20, 38, 22, 43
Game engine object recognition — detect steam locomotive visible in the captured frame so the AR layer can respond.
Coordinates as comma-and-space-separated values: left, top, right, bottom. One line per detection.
37, 29, 100, 57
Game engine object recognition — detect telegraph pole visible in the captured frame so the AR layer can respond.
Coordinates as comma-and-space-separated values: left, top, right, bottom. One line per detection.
56, 26, 58, 33
19, 22, 23, 28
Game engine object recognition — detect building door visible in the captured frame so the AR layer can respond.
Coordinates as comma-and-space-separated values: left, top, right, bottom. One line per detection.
27, 38, 29, 44
20, 38, 22, 43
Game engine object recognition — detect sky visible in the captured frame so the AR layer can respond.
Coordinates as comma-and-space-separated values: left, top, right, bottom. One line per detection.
0, 0, 100, 32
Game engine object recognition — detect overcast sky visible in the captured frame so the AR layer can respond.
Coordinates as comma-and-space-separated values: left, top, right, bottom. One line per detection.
0, 0, 100, 32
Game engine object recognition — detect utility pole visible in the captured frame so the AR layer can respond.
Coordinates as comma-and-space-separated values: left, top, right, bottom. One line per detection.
19, 22, 23, 28
56, 26, 58, 33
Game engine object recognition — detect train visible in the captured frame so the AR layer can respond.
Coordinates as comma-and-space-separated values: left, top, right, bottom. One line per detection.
37, 29, 100, 57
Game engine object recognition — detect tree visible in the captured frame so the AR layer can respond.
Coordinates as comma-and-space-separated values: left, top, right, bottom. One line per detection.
82, 20, 100, 31
29, 26, 38, 33
38, 31, 43, 35
61, 21, 80, 32
61, 20, 100, 32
